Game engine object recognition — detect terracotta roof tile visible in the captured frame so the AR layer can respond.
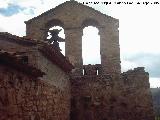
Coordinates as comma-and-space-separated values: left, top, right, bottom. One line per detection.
0, 32, 37, 46
0, 32, 74, 73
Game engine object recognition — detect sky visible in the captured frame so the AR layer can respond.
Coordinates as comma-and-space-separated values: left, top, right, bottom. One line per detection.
0, 0, 159, 88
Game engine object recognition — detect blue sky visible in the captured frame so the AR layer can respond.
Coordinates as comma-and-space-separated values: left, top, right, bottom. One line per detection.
0, 3, 25, 16
0, 0, 159, 88
0, 2, 34, 16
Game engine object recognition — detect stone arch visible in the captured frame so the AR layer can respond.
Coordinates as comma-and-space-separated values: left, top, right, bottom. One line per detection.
81, 18, 102, 70
45, 19, 64, 29
44, 19, 65, 39
81, 18, 99, 28
45, 19, 65, 55
82, 25, 100, 65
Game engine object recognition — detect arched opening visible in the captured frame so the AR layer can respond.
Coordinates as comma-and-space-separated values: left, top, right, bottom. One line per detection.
47, 26, 65, 55
82, 26, 101, 65
45, 19, 65, 55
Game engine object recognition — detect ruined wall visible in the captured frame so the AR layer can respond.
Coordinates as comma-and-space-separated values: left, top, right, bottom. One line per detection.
120, 67, 155, 120
0, 64, 71, 120
0, 1, 155, 119
151, 88, 160, 117
70, 64, 120, 120
70, 75, 130, 120
70, 66, 154, 120
70, 75, 113, 120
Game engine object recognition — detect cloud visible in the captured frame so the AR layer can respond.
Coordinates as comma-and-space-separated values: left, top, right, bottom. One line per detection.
0, 12, 34, 36
0, 3, 25, 16
0, 0, 60, 36
0, 3, 35, 17
0, 27, 6, 32
121, 60, 139, 72
149, 78, 160, 88
121, 53, 160, 78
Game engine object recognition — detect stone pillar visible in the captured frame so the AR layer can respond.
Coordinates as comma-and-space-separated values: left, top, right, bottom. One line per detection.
99, 24, 121, 75
65, 28, 83, 75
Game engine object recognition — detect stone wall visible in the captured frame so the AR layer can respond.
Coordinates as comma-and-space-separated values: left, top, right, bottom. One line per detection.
151, 88, 160, 117
120, 67, 155, 120
0, 64, 71, 120
25, 1, 121, 75
70, 67, 155, 120
70, 74, 116, 120
121, 67, 150, 88
0, 1, 155, 119
37, 51, 70, 90
0, 33, 38, 68
0, 34, 72, 120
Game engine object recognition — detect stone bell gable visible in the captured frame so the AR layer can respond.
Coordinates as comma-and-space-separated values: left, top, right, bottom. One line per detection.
0, 0, 155, 120
25, 0, 121, 76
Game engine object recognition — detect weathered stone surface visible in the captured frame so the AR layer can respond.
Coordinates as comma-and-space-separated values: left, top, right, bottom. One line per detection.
25, 1, 121, 75
70, 68, 154, 120
151, 88, 160, 117
0, 55, 71, 120
0, 1, 155, 120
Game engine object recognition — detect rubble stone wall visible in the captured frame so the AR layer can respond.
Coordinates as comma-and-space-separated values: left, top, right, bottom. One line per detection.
120, 67, 155, 120
0, 64, 71, 120
70, 75, 115, 120
70, 67, 155, 120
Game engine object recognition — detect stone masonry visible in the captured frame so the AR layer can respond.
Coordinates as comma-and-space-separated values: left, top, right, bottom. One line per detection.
0, 64, 70, 120
25, 1, 121, 75
0, 1, 155, 120
0, 32, 73, 120
25, 1, 154, 119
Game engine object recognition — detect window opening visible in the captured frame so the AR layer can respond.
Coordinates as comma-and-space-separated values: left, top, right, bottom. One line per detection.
82, 26, 101, 65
